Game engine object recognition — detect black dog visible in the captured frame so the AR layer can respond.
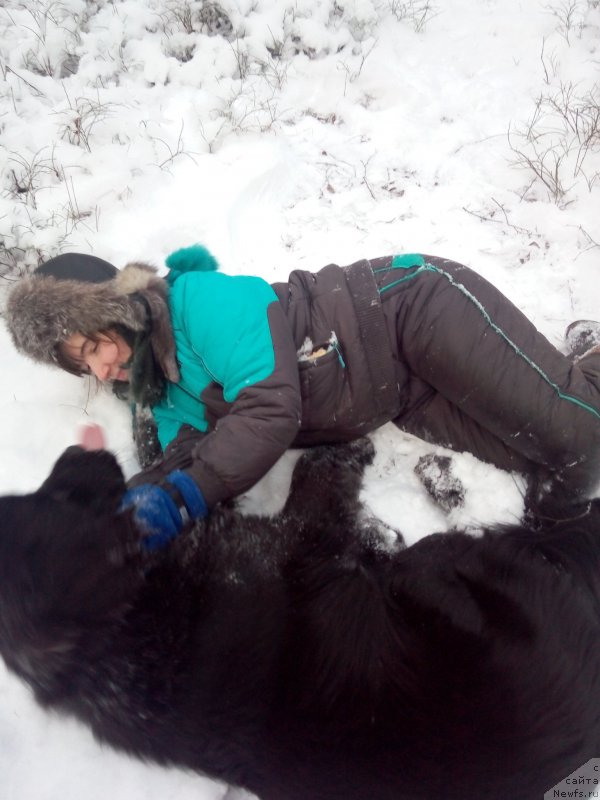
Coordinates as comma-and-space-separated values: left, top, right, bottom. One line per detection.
0, 440, 599, 800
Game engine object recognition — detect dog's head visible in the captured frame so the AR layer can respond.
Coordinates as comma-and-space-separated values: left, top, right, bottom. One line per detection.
0, 447, 143, 704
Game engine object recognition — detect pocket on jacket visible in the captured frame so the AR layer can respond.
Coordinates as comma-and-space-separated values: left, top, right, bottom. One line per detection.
298, 343, 346, 430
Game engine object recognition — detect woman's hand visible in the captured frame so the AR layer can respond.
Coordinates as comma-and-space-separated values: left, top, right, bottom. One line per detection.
120, 471, 208, 551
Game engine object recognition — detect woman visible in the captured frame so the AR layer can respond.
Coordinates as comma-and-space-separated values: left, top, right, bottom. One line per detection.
6, 246, 600, 545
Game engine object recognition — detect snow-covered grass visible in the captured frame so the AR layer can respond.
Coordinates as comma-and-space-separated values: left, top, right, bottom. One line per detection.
0, 0, 599, 797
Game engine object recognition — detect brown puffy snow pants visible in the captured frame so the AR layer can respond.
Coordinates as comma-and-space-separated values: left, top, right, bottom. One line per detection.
376, 255, 600, 504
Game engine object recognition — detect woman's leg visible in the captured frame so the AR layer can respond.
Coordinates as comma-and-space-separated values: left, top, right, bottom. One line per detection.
394, 378, 533, 474
383, 255, 600, 500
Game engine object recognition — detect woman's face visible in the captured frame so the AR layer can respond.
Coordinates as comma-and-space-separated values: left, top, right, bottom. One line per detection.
63, 331, 132, 382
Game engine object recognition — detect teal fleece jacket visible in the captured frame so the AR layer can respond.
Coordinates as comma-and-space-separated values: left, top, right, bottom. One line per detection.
154, 271, 280, 447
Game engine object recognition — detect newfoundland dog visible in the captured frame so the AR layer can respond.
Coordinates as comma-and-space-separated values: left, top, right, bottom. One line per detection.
0, 440, 599, 800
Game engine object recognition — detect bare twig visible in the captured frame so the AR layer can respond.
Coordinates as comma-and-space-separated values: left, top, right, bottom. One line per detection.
152, 120, 198, 170
3, 65, 46, 97
462, 202, 537, 237
361, 156, 377, 200
578, 225, 600, 251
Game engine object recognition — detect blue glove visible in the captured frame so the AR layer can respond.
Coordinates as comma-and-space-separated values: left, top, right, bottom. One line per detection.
121, 470, 208, 552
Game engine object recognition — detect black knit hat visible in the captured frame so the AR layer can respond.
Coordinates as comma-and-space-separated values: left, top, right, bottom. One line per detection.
35, 253, 118, 283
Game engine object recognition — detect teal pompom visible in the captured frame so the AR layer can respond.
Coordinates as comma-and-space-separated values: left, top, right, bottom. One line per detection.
165, 245, 219, 275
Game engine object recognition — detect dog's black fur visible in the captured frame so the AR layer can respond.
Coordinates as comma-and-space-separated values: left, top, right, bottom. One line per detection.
1, 440, 600, 800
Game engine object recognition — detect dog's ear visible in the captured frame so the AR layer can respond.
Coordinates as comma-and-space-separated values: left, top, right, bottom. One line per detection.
39, 446, 126, 515
0, 493, 143, 704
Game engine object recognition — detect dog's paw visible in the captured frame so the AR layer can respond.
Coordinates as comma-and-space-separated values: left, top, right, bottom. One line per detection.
299, 438, 375, 474
360, 513, 405, 551
414, 453, 465, 514
344, 437, 376, 468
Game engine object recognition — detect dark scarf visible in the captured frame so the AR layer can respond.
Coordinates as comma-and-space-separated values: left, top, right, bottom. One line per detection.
111, 323, 165, 469
112, 294, 169, 407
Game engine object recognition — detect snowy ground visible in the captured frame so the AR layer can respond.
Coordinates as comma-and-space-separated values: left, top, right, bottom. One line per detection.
0, 0, 599, 797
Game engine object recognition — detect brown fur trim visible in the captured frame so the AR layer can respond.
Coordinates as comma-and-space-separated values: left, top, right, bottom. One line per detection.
115, 262, 160, 294
6, 263, 179, 384
6, 276, 143, 365
120, 263, 181, 383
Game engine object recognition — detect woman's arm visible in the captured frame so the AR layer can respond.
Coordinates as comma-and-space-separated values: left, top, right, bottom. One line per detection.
180, 299, 302, 507
136, 272, 302, 508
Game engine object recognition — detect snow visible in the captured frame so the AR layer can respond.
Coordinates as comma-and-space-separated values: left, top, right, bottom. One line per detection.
0, 0, 599, 797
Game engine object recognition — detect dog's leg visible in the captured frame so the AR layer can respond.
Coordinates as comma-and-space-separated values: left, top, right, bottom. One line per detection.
281, 438, 375, 524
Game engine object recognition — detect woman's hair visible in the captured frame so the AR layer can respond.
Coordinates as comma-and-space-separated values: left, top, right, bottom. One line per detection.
55, 321, 164, 406
55, 325, 135, 377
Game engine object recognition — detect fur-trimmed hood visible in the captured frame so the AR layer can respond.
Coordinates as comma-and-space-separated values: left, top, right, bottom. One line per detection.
6, 261, 180, 383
